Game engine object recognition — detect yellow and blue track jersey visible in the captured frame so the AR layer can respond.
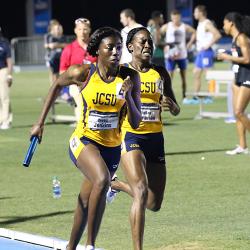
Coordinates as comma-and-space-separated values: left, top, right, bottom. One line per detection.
122, 65, 163, 134
72, 63, 126, 147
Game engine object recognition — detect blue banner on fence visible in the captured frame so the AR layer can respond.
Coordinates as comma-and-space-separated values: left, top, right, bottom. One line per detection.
33, 0, 51, 34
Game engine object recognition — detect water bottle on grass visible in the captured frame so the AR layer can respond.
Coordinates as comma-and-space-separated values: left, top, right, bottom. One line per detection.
52, 176, 61, 198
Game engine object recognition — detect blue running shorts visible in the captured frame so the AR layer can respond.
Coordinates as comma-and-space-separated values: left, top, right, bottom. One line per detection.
122, 132, 165, 164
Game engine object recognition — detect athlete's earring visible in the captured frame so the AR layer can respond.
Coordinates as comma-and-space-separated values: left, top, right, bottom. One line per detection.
128, 44, 133, 53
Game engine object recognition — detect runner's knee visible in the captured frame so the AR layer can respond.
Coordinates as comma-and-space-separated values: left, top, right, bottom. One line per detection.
235, 109, 244, 119
92, 173, 110, 193
132, 181, 148, 203
147, 199, 162, 212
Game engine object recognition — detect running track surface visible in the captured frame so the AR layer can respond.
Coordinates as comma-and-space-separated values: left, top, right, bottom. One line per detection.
0, 237, 52, 250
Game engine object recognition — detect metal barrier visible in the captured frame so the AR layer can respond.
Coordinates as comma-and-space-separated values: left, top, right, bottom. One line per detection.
11, 35, 75, 66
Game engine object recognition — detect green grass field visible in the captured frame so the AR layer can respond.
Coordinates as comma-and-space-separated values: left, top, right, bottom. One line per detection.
0, 63, 249, 250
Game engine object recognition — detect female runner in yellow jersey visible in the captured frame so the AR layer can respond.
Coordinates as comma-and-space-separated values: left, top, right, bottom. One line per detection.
30, 27, 141, 250
109, 27, 180, 250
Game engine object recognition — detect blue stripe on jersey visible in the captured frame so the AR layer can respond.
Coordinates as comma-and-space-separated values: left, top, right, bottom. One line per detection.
82, 63, 96, 89
81, 93, 88, 127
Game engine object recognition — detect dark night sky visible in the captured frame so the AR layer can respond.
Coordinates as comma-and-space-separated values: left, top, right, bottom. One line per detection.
51, 0, 167, 35
1, 0, 250, 39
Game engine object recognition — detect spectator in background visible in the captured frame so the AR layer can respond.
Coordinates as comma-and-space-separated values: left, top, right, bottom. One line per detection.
147, 10, 165, 67
44, 19, 59, 59
186, 5, 221, 104
120, 9, 142, 64
161, 10, 196, 101
44, 20, 67, 84
218, 12, 250, 155
44, 20, 59, 73
59, 18, 96, 123
0, 27, 13, 130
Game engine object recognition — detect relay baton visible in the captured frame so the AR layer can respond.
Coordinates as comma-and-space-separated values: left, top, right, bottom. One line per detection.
23, 136, 39, 167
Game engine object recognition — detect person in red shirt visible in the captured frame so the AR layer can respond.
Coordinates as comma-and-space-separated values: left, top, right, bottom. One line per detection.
59, 18, 96, 122
60, 18, 96, 71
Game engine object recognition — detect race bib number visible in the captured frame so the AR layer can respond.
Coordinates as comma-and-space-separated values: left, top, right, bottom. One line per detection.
202, 57, 209, 66
141, 103, 160, 122
232, 50, 238, 57
232, 64, 239, 73
116, 83, 125, 99
88, 110, 119, 130
156, 78, 164, 94
69, 136, 81, 153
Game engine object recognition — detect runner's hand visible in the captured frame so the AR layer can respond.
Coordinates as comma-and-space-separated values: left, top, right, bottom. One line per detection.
122, 76, 133, 98
30, 123, 44, 143
161, 96, 179, 115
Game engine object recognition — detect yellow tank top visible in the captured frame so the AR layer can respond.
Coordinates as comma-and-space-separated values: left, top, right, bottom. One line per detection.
74, 64, 126, 147
122, 66, 163, 134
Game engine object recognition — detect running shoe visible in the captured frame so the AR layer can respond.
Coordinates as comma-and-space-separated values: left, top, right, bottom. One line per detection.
64, 244, 103, 250
202, 96, 213, 104
0, 122, 10, 130
226, 145, 249, 155
182, 97, 200, 105
84, 245, 104, 250
106, 174, 119, 204
182, 97, 190, 104
224, 117, 236, 124
85, 245, 95, 250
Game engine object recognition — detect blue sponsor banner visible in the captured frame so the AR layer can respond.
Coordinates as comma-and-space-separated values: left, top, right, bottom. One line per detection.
33, 0, 51, 34
175, 0, 193, 25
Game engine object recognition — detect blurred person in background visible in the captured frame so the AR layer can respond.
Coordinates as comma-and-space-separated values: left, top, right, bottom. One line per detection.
218, 12, 250, 155
44, 20, 67, 84
120, 8, 142, 64
186, 5, 221, 104
147, 10, 165, 67
0, 27, 13, 130
161, 10, 196, 101
59, 18, 96, 124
